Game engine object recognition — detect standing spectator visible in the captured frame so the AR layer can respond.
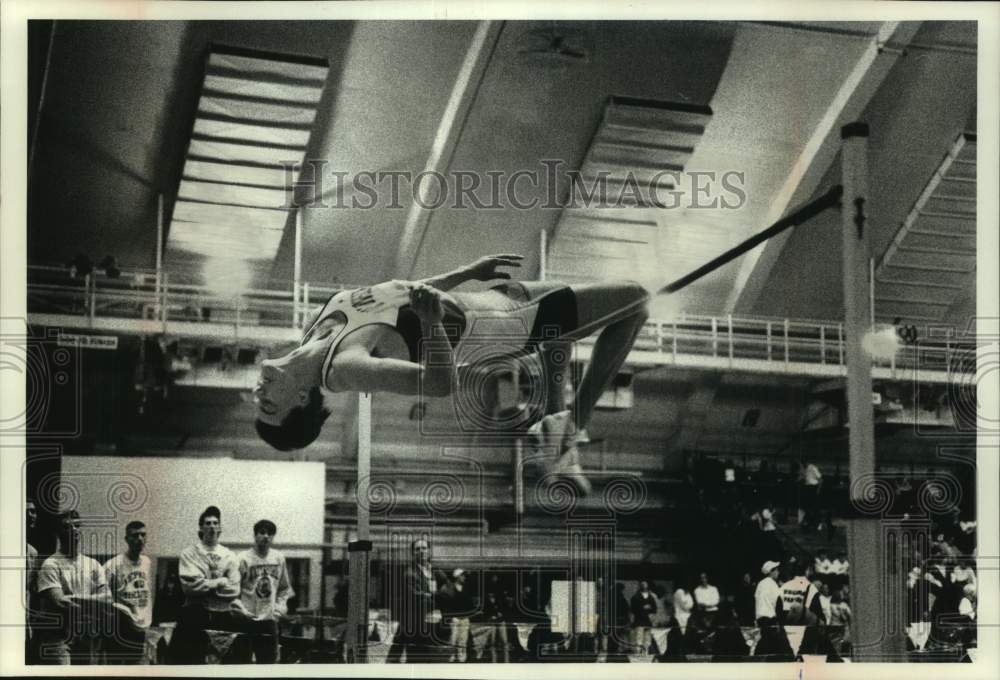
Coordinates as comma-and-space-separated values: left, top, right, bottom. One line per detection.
168, 506, 243, 664
829, 587, 852, 653
25, 499, 40, 663
672, 586, 694, 632
751, 506, 782, 566
152, 570, 183, 625
814, 550, 831, 579
951, 561, 976, 592
629, 580, 657, 654
734, 572, 756, 626
35, 511, 118, 665
816, 581, 833, 625
387, 538, 444, 663
594, 576, 610, 660
609, 582, 631, 659
441, 568, 473, 662
331, 578, 349, 617
103, 521, 153, 664
692, 572, 720, 628
754, 561, 783, 630
827, 552, 846, 591
480, 589, 509, 663
958, 584, 976, 621
780, 561, 823, 624
798, 460, 823, 532
238, 519, 294, 663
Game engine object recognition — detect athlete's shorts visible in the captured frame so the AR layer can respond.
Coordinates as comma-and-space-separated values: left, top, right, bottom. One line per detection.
450, 282, 579, 356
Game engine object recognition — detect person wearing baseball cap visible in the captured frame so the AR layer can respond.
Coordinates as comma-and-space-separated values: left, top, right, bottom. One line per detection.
441, 568, 473, 662
168, 506, 242, 663
754, 560, 783, 630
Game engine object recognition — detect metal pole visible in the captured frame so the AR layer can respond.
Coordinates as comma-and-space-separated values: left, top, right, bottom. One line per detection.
86, 274, 95, 325
28, 21, 57, 182
540, 229, 547, 281
512, 363, 525, 516
346, 392, 373, 663
294, 208, 303, 328
841, 122, 906, 660
156, 194, 164, 312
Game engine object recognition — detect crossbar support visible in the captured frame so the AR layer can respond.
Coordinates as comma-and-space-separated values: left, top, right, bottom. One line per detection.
345, 392, 373, 662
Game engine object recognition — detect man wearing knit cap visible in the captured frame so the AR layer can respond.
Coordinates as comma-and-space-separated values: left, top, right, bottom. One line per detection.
168, 506, 243, 663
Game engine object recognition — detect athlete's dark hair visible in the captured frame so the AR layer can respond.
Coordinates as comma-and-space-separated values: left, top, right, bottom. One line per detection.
125, 520, 146, 534
255, 386, 331, 451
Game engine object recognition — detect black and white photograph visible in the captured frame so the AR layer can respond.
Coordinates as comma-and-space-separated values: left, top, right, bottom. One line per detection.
1, 1, 997, 675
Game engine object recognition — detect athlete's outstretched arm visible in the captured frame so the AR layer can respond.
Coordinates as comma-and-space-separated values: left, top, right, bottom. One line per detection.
417, 253, 523, 291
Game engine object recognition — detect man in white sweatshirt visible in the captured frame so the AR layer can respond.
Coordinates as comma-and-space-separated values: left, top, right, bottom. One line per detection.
167, 506, 243, 664
238, 519, 294, 663
103, 521, 153, 663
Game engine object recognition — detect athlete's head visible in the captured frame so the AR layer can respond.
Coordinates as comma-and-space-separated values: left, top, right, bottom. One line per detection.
253, 340, 330, 451
255, 386, 330, 451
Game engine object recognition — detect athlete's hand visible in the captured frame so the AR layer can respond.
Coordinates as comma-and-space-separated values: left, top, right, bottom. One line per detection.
466, 253, 523, 281
410, 283, 444, 323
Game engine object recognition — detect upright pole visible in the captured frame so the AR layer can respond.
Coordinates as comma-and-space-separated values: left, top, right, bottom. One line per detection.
841, 122, 906, 660
345, 392, 373, 663
156, 194, 164, 316
293, 208, 303, 328
539, 229, 547, 281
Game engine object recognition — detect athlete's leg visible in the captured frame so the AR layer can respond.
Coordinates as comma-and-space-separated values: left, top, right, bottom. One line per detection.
525, 281, 648, 494
562, 281, 649, 430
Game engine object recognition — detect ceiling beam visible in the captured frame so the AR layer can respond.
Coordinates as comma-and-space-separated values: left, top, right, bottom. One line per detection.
725, 21, 923, 314
393, 21, 504, 279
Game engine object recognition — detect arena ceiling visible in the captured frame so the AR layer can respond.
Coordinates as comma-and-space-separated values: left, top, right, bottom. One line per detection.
28, 19, 977, 324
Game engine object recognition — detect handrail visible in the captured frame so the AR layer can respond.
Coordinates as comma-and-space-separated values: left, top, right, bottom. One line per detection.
26, 265, 977, 379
